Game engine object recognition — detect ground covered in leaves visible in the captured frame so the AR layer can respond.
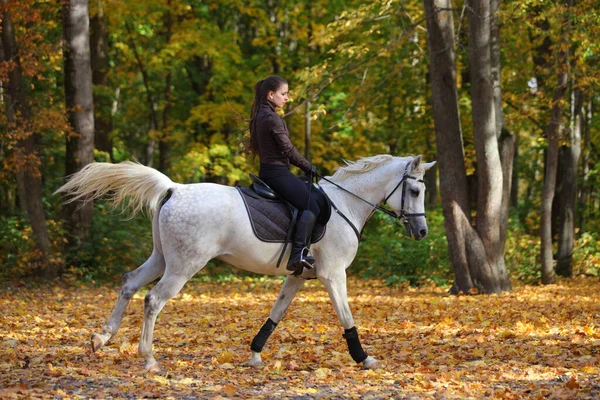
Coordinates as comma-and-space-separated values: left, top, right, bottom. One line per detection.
1, 276, 599, 399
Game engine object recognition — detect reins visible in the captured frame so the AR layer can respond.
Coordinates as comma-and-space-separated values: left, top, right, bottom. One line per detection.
314, 162, 426, 239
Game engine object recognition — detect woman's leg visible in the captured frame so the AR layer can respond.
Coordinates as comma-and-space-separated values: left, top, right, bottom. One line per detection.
260, 170, 320, 216
260, 170, 320, 273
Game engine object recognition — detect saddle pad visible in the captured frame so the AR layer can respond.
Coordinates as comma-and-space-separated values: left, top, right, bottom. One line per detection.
237, 187, 326, 244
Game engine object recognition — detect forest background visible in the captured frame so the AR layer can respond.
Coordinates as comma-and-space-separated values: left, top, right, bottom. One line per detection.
0, 0, 598, 290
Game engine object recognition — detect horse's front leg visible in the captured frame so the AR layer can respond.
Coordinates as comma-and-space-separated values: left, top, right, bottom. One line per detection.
248, 275, 305, 367
319, 271, 380, 369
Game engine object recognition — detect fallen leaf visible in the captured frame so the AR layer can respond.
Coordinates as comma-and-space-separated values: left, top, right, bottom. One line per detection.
566, 376, 579, 390
222, 384, 236, 397
314, 367, 330, 379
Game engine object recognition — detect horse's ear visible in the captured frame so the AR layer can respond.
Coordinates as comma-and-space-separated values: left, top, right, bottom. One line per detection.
410, 155, 423, 171
423, 161, 436, 171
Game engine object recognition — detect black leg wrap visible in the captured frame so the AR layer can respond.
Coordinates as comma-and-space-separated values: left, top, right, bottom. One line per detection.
343, 327, 368, 363
250, 318, 277, 353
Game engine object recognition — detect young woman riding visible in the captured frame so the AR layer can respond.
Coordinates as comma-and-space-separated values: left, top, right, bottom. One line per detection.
248, 75, 320, 275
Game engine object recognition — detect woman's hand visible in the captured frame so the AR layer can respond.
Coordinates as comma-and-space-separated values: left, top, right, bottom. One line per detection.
307, 165, 318, 177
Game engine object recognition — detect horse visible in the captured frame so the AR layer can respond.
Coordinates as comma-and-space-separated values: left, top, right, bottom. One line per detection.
57, 154, 435, 373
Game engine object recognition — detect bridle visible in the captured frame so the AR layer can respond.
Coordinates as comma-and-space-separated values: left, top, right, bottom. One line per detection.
316, 162, 426, 239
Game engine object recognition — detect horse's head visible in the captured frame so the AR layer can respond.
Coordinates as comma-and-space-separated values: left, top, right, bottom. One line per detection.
385, 155, 436, 241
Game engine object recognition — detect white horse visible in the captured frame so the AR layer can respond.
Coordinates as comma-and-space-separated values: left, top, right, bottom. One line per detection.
57, 154, 435, 372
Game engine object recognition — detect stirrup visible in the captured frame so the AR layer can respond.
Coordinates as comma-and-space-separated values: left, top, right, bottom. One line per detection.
288, 248, 315, 276
300, 247, 315, 269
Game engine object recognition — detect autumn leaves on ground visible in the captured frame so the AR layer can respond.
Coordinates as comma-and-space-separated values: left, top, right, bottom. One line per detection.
1, 277, 599, 399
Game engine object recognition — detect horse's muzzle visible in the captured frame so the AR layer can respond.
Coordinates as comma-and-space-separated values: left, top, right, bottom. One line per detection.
404, 220, 428, 240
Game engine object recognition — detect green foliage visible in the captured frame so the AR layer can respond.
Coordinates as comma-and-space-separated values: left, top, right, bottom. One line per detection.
354, 210, 452, 287
169, 141, 251, 185
504, 214, 542, 284
61, 203, 153, 282
0, 216, 64, 282
573, 232, 600, 278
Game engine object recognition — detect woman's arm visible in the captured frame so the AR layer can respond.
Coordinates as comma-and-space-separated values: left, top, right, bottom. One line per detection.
269, 114, 312, 172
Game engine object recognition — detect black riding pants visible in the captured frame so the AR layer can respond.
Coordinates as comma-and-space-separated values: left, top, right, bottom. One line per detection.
259, 163, 320, 217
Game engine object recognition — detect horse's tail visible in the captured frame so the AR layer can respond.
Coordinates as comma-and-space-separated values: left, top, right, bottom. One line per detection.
55, 161, 178, 217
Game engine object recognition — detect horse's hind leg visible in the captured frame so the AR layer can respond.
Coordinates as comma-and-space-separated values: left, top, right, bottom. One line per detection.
91, 250, 165, 352
138, 267, 198, 372
248, 275, 305, 367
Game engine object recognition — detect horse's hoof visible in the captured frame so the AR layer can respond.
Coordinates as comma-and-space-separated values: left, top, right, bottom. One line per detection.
362, 356, 380, 370
145, 360, 161, 374
247, 352, 263, 367
247, 360, 264, 368
90, 333, 105, 352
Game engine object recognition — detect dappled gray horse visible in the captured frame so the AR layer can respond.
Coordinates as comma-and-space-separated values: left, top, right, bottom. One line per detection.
57, 154, 435, 372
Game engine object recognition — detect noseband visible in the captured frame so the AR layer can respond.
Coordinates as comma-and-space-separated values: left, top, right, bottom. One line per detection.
383, 163, 425, 215
381, 163, 426, 236
317, 162, 426, 238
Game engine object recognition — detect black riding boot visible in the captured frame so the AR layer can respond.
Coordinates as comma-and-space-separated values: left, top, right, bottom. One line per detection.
287, 210, 317, 275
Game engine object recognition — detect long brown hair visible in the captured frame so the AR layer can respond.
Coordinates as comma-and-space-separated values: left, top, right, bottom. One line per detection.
249, 76, 287, 154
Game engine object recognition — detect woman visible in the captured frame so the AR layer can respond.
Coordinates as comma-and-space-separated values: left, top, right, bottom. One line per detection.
249, 75, 320, 275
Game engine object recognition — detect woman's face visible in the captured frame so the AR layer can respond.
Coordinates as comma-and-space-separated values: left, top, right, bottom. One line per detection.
268, 83, 289, 108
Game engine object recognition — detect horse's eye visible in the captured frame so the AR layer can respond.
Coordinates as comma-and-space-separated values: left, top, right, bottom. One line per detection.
410, 189, 420, 197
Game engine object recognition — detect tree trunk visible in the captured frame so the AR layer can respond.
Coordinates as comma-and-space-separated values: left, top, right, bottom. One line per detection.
490, 0, 514, 288
63, 0, 95, 248
90, 0, 113, 159
491, 0, 515, 215
159, 71, 172, 173
1, 1, 52, 269
555, 88, 583, 277
15, 168, 27, 214
424, 67, 438, 208
577, 97, 591, 231
467, 0, 510, 293
510, 143, 519, 207
529, 7, 553, 94
540, 70, 568, 284
158, 5, 173, 173
540, 0, 571, 285
125, 21, 159, 167
424, 0, 475, 292
425, 160, 438, 208
425, 0, 511, 294
0, 36, 17, 215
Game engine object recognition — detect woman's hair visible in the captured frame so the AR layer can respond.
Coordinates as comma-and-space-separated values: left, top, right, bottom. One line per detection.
248, 75, 287, 154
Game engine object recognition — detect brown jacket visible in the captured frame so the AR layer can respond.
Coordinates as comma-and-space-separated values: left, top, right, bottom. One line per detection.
255, 101, 312, 173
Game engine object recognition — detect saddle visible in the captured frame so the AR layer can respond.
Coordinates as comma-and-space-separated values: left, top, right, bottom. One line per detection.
236, 174, 332, 246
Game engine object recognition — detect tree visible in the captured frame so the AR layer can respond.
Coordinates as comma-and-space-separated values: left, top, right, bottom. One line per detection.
577, 95, 593, 232
554, 88, 583, 277
424, 0, 511, 293
540, 1, 571, 285
491, 0, 516, 263
424, 0, 473, 292
1, 0, 52, 270
466, 0, 512, 291
63, 0, 95, 249
90, 0, 113, 160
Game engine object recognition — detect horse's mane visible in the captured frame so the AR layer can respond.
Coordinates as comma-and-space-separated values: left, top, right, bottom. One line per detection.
330, 155, 388, 181
330, 154, 423, 182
